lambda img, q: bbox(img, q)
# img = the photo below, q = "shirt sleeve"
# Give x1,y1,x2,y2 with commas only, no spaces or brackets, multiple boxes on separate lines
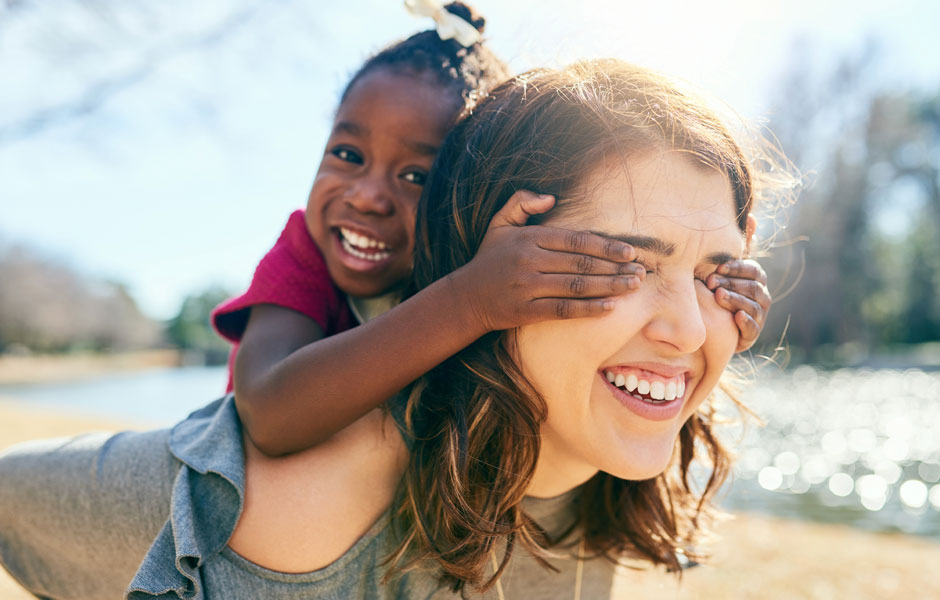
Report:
211,210,350,343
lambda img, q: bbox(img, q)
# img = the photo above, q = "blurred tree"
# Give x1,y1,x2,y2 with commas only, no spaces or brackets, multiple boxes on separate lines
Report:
0,0,268,144
0,245,161,352
164,286,233,365
762,40,940,362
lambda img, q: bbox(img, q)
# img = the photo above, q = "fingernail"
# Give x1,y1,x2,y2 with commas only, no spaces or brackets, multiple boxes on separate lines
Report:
715,287,728,301
623,245,635,260
539,194,554,201
626,276,640,290
717,263,731,274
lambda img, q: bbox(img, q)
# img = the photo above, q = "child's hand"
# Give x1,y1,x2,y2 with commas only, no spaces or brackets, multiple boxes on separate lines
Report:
706,259,771,352
452,190,645,332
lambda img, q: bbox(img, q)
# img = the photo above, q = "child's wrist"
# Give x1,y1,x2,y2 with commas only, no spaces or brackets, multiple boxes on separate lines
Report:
442,268,490,337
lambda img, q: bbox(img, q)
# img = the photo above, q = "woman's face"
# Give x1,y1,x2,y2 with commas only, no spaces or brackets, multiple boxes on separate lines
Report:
516,151,748,492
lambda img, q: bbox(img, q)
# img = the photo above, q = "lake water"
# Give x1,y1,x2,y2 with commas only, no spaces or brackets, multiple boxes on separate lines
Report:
1,365,938,540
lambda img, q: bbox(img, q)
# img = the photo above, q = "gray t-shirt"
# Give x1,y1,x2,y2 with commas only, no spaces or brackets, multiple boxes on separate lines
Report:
0,396,615,599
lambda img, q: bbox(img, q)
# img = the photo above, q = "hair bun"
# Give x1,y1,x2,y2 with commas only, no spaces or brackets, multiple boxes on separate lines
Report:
444,1,486,34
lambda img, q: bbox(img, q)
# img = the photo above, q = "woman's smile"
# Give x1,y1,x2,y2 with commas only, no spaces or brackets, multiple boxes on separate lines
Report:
599,363,691,421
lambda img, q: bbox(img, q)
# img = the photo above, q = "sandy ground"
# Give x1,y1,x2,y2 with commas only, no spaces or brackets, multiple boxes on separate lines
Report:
0,400,938,599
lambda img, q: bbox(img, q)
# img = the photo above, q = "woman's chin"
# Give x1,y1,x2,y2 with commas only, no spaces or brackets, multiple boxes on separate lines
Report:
601,438,677,481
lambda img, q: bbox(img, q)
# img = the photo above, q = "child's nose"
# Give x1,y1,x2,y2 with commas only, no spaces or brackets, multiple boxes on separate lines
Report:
644,281,707,354
345,176,394,216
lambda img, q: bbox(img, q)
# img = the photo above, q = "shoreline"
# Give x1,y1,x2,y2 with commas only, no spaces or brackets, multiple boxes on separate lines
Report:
1,402,938,598
0,349,182,386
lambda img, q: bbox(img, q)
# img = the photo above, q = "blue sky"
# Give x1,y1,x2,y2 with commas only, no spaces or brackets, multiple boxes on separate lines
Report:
2,0,938,320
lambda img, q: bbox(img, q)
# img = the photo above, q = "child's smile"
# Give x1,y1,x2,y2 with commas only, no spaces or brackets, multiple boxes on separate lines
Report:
332,225,393,270
306,69,457,298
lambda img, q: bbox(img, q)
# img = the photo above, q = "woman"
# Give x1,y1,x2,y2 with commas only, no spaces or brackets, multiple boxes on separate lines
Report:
0,59,789,599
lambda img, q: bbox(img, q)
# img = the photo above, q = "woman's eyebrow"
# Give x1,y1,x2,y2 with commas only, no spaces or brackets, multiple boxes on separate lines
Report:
587,231,736,264
706,251,736,265
586,231,675,256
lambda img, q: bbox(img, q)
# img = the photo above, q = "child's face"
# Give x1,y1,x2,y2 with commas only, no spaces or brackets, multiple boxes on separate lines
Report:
306,69,457,298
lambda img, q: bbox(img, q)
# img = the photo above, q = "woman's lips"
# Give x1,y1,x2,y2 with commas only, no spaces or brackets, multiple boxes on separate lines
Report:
602,368,686,400
599,366,690,421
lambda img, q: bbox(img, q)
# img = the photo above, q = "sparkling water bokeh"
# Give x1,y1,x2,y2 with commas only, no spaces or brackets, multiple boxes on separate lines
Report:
720,366,940,538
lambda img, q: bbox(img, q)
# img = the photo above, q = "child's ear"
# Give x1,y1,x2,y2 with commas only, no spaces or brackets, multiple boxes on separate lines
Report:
745,213,757,252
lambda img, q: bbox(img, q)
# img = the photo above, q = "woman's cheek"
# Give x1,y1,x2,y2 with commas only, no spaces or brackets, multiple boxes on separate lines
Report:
698,285,738,361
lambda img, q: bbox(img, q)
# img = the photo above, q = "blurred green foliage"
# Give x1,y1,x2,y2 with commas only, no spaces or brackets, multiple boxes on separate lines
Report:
164,286,233,365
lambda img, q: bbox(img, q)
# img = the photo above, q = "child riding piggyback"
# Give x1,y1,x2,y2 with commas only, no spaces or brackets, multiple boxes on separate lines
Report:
211,1,772,457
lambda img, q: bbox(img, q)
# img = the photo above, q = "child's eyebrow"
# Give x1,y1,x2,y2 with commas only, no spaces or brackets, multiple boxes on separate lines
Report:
402,138,440,156
333,121,437,156
334,121,364,136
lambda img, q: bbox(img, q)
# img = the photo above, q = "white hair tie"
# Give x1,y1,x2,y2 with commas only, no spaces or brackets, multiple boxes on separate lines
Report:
404,0,482,47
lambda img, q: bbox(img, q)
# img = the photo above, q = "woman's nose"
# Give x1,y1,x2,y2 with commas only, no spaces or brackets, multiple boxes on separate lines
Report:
644,281,708,354
344,176,395,216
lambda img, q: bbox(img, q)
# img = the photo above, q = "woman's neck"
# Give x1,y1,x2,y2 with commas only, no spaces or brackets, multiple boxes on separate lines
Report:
526,440,599,498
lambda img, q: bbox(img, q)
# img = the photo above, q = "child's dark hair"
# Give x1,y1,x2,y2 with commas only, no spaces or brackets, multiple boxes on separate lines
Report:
341,2,509,108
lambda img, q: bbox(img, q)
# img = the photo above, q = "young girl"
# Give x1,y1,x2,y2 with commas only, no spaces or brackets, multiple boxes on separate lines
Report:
213,2,772,456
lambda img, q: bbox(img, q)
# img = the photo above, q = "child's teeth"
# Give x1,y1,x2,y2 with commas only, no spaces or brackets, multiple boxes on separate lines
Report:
625,374,638,392
637,379,651,395
650,381,665,400
605,370,615,383
340,227,390,251
665,381,677,401
341,237,391,261
614,373,625,388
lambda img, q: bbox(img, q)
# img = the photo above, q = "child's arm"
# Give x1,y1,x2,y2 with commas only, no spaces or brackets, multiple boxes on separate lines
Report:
235,192,645,456
706,259,772,352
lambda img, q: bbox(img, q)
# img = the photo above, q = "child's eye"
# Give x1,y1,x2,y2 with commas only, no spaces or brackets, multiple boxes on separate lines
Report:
401,170,428,186
330,147,363,164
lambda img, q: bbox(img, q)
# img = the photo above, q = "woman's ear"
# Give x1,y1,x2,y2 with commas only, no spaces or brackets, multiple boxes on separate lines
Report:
745,213,757,252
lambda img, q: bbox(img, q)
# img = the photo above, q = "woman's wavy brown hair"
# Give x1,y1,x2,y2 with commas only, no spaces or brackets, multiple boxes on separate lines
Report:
386,59,788,592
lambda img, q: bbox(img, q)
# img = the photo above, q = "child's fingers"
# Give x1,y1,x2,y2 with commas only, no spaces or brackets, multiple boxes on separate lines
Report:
534,226,636,262
538,273,641,298
489,190,556,228
528,298,618,320
715,287,764,324
734,310,761,351
533,248,646,277
716,259,767,285
707,274,771,312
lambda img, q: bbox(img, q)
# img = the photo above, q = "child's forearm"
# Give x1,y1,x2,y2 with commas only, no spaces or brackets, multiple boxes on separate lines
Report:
235,272,485,456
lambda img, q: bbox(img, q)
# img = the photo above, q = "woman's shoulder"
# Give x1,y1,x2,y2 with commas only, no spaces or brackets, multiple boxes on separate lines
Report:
228,408,408,573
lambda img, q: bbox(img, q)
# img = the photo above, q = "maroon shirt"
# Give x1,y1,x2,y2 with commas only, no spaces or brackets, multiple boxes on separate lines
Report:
211,210,356,391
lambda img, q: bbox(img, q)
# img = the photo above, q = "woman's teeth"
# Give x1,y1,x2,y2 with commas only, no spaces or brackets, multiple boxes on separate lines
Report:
339,227,391,261
604,370,685,402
